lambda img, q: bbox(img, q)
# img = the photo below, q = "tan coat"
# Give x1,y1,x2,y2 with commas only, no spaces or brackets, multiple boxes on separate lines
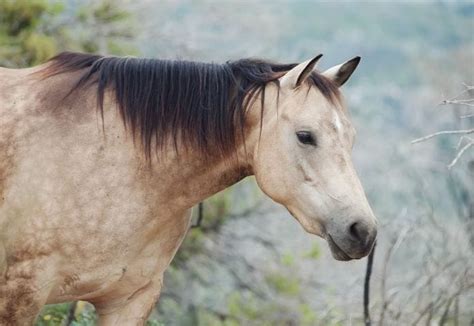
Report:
0,54,376,325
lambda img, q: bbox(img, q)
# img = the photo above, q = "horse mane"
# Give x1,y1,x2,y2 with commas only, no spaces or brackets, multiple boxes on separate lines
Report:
42,51,340,159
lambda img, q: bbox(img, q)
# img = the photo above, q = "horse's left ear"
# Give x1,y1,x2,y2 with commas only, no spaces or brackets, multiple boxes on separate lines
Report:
280,54,323,89
322,56,361,87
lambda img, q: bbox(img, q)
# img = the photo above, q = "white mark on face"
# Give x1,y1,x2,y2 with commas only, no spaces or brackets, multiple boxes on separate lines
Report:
332,110,343,134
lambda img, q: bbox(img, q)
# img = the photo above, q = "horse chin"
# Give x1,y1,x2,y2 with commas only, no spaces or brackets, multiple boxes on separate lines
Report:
288,210,358,261
326,234,353,261
286,207,325,238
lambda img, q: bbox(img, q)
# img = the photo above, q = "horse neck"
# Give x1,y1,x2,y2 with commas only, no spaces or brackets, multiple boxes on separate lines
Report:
155,147,252,210
155,88,271,209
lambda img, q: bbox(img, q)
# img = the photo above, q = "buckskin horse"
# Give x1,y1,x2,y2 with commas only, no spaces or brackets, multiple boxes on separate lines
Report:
0,52,377,325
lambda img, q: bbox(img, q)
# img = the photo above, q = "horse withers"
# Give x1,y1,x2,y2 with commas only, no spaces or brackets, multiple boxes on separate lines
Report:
0,52,376,325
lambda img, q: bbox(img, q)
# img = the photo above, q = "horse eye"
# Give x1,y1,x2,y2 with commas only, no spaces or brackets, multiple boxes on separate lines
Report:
296,131,316,146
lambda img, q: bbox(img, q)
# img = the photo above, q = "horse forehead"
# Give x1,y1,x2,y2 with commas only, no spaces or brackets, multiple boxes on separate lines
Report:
307,99,347,125
284,89,350,130
332,109,344,132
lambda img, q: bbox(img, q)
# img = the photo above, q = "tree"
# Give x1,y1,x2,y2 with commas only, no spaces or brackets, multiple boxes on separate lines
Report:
0,0,135,68
0,0,64,67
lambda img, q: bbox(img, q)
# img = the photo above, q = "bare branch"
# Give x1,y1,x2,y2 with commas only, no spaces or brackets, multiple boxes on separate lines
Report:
461,83,474,90
439,84,474,106
411,129,474,144
447,141,474,169
441,100,474,107
363,243,376,326
379,226,410,325
66,301,77,325
455,136,473,150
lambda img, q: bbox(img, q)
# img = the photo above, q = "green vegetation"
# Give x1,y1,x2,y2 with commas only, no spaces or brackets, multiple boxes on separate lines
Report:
265,272,300,297
280,252,295,266
299,304,317,326
0,0,64,66
36,302,97,326
303,242,321,260
227,292,259,321
173,190,232,265
0,0,134,68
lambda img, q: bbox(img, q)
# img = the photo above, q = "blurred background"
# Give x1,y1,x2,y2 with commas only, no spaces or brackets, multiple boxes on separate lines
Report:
1,0,473,325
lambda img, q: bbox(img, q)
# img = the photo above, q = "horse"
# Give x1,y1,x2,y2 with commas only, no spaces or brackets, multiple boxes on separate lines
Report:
0,51,377,325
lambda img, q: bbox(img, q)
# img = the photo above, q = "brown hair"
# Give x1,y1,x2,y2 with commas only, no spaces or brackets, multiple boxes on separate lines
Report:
43,52,339,159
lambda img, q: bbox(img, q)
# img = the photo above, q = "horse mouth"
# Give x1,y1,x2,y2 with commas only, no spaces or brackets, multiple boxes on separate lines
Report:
326,234,352,261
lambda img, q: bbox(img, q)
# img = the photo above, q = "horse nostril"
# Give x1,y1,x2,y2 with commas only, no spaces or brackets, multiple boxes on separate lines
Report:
349,221,369,243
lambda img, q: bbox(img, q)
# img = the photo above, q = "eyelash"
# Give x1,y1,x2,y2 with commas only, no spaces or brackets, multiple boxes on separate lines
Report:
296,131,317,146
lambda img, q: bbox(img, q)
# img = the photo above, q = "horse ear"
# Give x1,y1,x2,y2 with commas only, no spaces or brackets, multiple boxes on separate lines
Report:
280,54,323,89
322,56,361,87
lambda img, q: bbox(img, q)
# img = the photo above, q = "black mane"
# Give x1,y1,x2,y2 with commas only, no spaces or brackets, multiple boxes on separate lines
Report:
43,52,340,159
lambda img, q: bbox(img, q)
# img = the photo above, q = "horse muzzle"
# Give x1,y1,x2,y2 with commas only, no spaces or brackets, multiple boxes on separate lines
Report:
326,218,377,261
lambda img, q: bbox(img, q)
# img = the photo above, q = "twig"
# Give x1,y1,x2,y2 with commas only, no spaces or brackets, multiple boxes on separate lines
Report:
410,282,473,326
441,100,474,108
379,226,410,325
65,301,77,325
453,98,474,102
191,202,204,228
439,84,474,106
455,136,473,150
411,129,474,144
461,83,474,90
364,242,376,326
447,141,473,169
439,296,454,326
454,296,459,326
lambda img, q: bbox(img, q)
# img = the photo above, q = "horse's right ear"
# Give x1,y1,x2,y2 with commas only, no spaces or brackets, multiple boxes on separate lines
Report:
280,54,323,89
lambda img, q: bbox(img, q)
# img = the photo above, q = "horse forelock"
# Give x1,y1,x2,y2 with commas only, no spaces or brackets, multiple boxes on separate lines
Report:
40,52,340,160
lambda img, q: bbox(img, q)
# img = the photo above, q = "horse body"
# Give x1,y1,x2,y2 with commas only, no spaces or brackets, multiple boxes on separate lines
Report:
0,66,244,325
0,53,376,325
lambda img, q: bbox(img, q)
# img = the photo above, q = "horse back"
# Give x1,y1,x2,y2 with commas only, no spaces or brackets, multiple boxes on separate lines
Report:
0,67,28,201
0,65,99,240
0,66,50,198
